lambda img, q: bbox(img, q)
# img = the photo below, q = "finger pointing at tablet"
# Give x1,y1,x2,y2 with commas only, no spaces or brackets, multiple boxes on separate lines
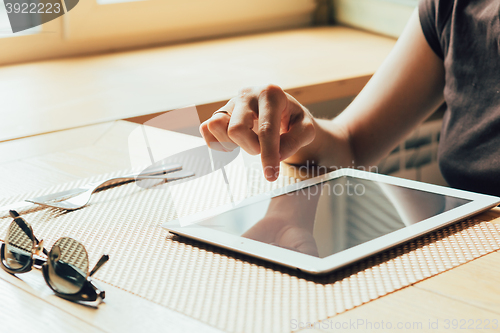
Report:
257,85,286,181
200,84,316,181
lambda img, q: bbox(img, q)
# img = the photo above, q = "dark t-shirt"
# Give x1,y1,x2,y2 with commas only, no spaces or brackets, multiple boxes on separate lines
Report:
419,0,500,197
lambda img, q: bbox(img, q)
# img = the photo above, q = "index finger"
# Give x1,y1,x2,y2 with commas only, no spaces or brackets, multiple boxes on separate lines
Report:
257,85,287,181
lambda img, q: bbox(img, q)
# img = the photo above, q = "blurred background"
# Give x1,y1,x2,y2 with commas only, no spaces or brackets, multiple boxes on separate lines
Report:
1,0,444,186
0,0,418,65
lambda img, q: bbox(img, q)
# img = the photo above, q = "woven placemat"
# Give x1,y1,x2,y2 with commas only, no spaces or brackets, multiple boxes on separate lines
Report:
1,165,500,333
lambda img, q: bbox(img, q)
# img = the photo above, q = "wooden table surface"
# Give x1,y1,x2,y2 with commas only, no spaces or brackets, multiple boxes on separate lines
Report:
1,26,500,333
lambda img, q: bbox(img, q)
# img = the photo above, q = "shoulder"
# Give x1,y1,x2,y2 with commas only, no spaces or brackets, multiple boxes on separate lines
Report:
418,0,455,59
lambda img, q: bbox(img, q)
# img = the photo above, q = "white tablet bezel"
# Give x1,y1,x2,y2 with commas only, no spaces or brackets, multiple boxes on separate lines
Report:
162,168,500,274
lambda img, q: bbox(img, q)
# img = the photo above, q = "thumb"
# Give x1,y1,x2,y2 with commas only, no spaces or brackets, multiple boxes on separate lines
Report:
279,119,315,161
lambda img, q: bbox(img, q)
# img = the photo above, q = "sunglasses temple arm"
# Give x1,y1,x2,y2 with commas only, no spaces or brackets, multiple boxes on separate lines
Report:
89,254,110,277
10,211,33,240
9,210,20,218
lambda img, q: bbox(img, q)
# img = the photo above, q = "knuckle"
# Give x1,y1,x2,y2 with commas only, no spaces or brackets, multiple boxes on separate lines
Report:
199,122,209,135
260,84,283,99
237,87,253,96
234,88,260,110
228,96,241,107
207,117,227,132
227,122,245,139
258,122,276,137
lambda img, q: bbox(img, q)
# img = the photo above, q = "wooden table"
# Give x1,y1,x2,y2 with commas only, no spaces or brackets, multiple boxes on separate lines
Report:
1,26,500,333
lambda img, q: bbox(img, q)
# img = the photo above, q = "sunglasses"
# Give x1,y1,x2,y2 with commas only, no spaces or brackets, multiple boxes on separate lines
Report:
1,210,109,303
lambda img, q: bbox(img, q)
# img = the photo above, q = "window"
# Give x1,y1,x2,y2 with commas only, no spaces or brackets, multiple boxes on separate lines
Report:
332,0,418,38
0,0,316,65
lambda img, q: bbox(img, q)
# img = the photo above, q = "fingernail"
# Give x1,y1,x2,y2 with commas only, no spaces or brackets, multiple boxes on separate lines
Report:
265,167,275,181
265,165,279,181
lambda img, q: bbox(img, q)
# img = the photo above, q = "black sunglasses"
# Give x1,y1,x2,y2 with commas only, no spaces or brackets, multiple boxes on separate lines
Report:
1,210,109,303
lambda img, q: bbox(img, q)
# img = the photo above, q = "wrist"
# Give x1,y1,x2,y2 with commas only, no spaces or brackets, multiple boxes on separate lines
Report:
294,118,355,170
282,117,324,166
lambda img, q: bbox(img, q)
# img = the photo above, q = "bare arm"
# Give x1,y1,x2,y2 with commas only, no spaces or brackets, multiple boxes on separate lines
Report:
294,9,445,168
200,9,445,180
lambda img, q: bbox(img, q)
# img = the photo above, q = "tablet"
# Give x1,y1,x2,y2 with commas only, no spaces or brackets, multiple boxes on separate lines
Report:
162,169,500,274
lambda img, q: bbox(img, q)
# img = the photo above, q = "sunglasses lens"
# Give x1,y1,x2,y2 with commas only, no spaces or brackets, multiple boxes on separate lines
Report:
47,237,89,295
3,219,35,270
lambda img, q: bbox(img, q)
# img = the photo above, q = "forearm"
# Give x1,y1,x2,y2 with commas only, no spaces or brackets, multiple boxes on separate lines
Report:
335,9,445,167
286,9,445,170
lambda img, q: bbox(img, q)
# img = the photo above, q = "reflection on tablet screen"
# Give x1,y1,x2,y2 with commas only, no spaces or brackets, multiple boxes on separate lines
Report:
197,176,470,258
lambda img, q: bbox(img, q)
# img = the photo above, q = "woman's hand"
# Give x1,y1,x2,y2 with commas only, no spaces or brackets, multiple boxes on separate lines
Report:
199,84,316,181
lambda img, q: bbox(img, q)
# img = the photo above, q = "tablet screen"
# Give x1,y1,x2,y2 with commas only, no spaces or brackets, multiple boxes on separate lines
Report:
197,176,470,258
